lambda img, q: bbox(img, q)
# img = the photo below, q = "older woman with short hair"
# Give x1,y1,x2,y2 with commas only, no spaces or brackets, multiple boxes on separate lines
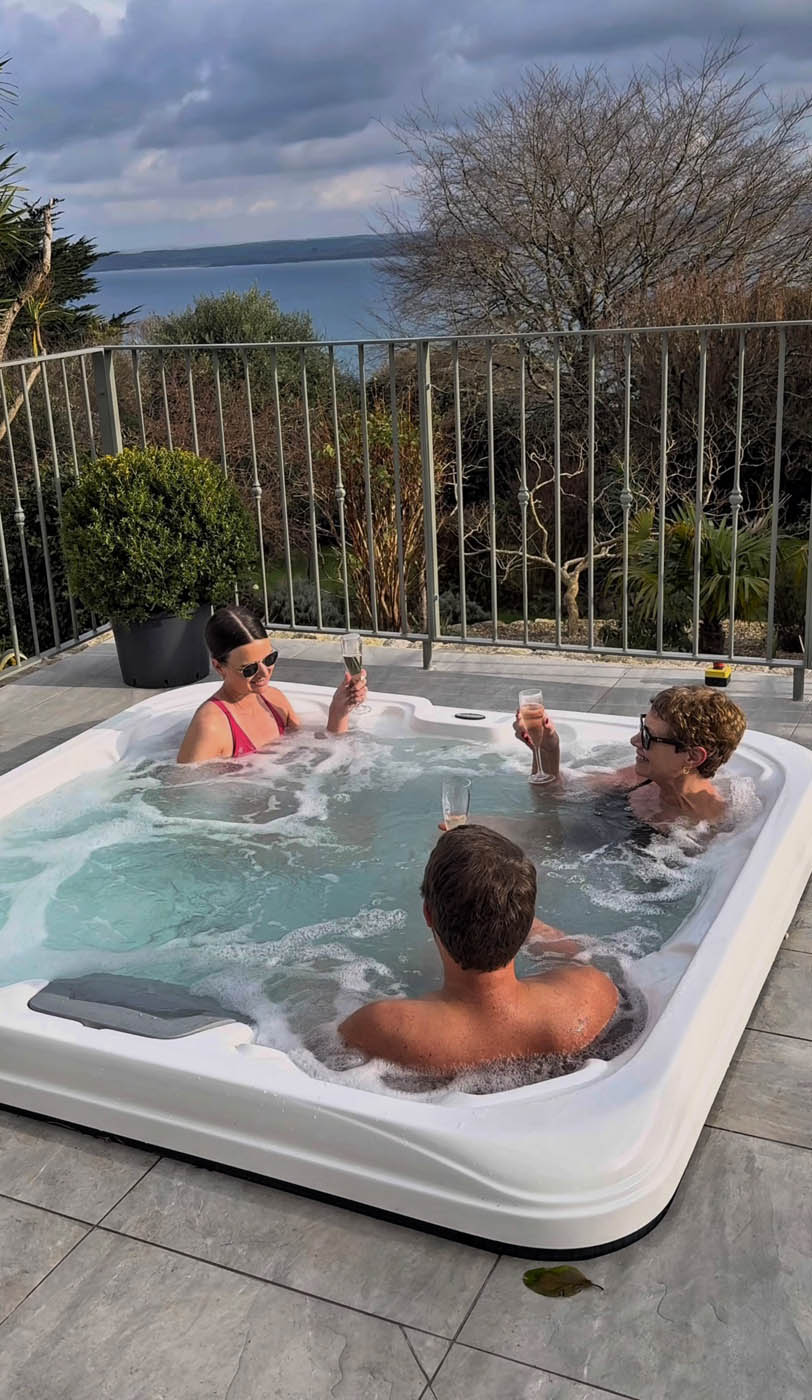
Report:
515,685,747,827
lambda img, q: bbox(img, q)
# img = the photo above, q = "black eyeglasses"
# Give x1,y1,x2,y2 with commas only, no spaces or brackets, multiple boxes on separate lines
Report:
233,650,278,679
639,715,683,752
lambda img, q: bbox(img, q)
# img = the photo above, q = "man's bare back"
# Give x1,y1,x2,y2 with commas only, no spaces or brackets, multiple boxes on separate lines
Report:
339,825,619,1074
341,962,617,1072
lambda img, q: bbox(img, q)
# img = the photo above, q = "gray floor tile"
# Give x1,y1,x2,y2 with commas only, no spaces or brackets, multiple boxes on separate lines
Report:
104,1156,495,1334
0,1197,87,1323
708,1029,812,1148
403,1329,451,1381
0,1229,425,1400
0,1110,158,1223
459,1130,812,1400
748,950,812,1040
432,1347,626,1399
736,703,808,729
787,895,812,952
787,925,812,952
790,722,812,749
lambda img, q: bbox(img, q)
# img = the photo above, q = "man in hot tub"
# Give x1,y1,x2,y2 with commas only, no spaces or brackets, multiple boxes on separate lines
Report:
339,825,617,1072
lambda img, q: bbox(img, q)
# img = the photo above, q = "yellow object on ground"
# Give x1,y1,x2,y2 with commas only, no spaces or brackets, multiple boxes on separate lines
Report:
704,661,732,687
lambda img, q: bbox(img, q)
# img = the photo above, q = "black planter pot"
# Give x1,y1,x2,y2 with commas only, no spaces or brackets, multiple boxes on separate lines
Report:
112,606,211,688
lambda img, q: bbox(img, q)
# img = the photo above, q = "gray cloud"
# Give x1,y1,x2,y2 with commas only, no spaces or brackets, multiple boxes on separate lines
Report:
2,0,811,247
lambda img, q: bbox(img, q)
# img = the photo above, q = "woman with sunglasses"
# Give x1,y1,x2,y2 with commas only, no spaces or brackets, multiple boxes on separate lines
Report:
514,686,747,827
177,605,367,763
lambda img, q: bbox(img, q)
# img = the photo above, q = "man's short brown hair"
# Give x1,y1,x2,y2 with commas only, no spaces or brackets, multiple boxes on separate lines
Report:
650,686,746,777
420,825,537,972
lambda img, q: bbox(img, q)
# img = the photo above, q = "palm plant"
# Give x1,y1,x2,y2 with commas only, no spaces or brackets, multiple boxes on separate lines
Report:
616,502,804,653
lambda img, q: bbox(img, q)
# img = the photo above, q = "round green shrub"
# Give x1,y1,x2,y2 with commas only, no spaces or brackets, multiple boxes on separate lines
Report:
62,447,258,625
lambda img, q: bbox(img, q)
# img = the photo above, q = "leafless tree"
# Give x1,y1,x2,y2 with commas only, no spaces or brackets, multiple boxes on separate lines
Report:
382,41,812,334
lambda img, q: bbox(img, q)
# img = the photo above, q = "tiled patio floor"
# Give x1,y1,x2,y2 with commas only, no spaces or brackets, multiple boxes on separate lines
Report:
0,639,810,1399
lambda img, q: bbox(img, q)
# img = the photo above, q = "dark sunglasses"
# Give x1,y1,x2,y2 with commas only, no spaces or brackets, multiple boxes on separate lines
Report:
639,715,683,752
234,650,278,679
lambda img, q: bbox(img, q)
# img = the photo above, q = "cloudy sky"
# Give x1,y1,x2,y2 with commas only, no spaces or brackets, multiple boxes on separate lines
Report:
1,0,811,252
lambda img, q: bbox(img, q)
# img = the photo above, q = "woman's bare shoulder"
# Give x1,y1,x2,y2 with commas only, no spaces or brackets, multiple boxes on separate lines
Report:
176,697,230,762
267,685,300,727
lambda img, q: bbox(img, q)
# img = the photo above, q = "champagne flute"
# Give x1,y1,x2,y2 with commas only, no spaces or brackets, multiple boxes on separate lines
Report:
341,632,370,714
518,688,554,785
442,776,471,829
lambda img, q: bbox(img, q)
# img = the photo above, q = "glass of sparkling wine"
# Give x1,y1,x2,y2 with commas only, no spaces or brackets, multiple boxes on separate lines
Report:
442,776,471,829
341,632,370,713
518,688,554,784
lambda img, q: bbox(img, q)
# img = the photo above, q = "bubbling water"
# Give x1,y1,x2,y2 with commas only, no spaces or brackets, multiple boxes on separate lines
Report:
0,723,764,1098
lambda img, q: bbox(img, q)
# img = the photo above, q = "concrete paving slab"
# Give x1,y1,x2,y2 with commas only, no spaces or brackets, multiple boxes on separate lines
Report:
104,1156,495,1335
0,1229,426,1400
0,1110,157,1224
460,1130,812,1400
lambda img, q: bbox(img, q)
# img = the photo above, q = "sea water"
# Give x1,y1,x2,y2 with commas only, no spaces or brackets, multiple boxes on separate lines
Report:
0,727,761,1094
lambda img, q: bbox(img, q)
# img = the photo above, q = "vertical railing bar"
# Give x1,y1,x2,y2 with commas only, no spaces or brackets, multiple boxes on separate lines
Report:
728,331,746,661
486,340,498,640
0,497,20,663
160,352,173,449
21,365,60,646
270,347,296,628
621,334,632,655
300,347,323,631
60,359,96,630
766,328,786,662
655,333,669,655
40,361,79,640
1,370,39,653
79,354,96,456
243,352,269,623
519,339,529,646
60,360,80,481
691,332,708,658
553,337,562,647
388,344,409,634
357,344,378,634
185,353,199,456
210,351,235,602
131,349,147,449
804,440,812,678
451,340,467,641
212,353,228,476
587,337,596,650
329,347,352,630
417,340,441,655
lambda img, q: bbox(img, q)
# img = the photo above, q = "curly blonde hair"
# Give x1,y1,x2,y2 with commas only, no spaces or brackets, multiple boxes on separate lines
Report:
649,686,746,777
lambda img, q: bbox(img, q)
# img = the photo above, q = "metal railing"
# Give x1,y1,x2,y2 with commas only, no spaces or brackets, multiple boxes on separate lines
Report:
0,322,810,697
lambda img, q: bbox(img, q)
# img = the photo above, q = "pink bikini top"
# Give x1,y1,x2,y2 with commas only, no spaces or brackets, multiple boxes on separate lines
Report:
209,694,287,757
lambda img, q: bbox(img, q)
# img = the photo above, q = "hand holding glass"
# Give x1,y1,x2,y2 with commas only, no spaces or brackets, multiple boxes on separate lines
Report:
518,689,554,785
442,777,471,829
341,633,370,713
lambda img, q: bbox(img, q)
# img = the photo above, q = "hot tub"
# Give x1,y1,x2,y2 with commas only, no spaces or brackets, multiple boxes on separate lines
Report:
0,682,810,1255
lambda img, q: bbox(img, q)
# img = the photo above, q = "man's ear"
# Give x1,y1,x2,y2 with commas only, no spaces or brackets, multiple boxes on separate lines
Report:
688,745,708,772
423,899,433,930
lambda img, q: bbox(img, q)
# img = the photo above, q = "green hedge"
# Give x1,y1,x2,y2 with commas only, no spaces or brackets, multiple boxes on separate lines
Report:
62,447,257,625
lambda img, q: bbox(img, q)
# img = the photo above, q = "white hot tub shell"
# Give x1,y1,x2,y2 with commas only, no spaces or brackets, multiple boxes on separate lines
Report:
0,682,811,1255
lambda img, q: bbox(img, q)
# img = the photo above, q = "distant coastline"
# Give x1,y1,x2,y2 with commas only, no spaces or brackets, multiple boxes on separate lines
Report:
96,233,400,273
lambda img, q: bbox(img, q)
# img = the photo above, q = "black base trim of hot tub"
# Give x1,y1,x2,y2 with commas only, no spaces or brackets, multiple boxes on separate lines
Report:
1,1100,678,1259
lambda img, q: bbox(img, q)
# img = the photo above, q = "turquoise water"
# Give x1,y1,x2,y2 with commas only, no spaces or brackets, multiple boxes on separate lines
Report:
93,257,394,342
0,727,735,1061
